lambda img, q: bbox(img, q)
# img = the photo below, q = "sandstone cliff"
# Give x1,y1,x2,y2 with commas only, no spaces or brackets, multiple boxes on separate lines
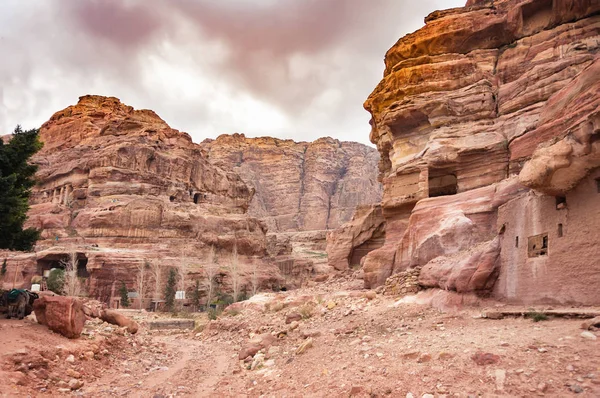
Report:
201,134,382,232
344,0,600,305
1,96,282,301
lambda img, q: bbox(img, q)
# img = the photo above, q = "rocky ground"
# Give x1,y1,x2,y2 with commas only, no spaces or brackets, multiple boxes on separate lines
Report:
2,277,600,397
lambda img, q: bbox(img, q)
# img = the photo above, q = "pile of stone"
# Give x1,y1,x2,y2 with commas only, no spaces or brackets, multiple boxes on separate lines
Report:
379,267,422,296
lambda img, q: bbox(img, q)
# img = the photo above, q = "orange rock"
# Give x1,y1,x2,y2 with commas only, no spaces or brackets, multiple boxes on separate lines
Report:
33,296,86,339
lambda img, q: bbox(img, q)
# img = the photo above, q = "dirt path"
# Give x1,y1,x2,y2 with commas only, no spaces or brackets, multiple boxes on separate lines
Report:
81,334,237,397
3,279,600,397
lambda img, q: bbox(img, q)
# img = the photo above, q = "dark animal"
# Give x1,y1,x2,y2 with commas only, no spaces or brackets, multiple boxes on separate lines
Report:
3,289,38,319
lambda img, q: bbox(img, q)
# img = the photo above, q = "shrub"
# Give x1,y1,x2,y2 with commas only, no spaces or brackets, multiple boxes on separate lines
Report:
164,268,177,312
526,311,549,322
299,303,314,319
119,281,130,308
47,268,65,294
207,308,218,320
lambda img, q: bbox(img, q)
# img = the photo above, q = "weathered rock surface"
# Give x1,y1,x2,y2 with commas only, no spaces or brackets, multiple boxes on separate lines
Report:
362,0,600,304
326,205,385,271
2,96,282,300
99,309,139,334
202,133,382,285
33,296,86,338
201,133,382,232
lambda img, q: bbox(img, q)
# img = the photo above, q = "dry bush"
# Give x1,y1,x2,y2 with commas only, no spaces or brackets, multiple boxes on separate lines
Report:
299,303,315,319
60,251,83,297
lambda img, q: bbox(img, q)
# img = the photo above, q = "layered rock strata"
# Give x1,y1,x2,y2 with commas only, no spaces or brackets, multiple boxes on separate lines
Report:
360,0,600,304
202,134,382,281
201,134,382,232
1,96,282,301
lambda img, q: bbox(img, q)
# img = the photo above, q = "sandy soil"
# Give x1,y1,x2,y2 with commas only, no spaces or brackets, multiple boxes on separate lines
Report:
2,278,600,397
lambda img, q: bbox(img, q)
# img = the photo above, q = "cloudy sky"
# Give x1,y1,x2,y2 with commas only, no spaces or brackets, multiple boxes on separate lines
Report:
0,0,463,146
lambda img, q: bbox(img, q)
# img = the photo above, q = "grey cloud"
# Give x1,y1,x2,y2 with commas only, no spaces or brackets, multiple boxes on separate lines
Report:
0,0,465,145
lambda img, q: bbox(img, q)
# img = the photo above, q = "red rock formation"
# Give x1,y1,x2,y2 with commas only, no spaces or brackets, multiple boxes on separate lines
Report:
33,296,86,339
201,134,381,232
1,96,282,300
363,0,600,304
326,205,385,271
202,133,382,284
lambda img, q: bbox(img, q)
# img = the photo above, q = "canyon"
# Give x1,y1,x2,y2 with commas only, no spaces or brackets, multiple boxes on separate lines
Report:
1,0,600,396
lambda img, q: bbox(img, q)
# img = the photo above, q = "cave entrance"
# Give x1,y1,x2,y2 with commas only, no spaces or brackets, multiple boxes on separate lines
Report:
37,254,67,277
428,171,458,198
193,192,207,204
36,253,89,277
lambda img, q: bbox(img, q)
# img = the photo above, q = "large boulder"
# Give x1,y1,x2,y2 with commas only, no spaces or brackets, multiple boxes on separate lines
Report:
33,296,86,339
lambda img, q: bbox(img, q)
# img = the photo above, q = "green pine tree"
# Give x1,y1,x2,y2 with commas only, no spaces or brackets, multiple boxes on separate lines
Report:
119,281,130,308
0,126,43,251
164,268,177,312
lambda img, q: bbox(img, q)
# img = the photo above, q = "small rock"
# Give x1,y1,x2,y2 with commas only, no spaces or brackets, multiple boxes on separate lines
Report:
537,382,548,392
65,355,75,363
495,369,506,391
326,301,336,310
288,321,299,331
363,291,377,300
421,394,434,398
471,352,500,366
406,394,415,398
68,378,84,390
66,369,81,379
581,317,600,330
250,353,265,371
285,313,302,324
581,331,597,340
438,352,454,360
569,384,584,393
417,353,432,363
296,338,314,355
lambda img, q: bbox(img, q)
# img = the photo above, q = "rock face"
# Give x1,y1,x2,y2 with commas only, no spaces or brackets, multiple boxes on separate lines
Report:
325,205,385,271
1,95,282,302
201,134,381,232
33,296,86,339
202,133,382,284
363,0,600,304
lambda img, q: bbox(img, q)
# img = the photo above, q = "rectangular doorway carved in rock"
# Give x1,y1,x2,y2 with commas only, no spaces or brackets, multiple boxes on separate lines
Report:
528,233,548,258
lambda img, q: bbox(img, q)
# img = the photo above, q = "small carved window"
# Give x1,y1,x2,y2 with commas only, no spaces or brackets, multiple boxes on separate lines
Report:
596,178,600,193
515,236,519,248
528,233,548,257
558,223,563,237
556,196,566,209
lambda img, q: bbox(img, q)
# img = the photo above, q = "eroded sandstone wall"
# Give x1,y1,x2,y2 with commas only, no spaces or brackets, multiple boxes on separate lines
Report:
201,134,382,232
0,96,282,300
362,0,600,304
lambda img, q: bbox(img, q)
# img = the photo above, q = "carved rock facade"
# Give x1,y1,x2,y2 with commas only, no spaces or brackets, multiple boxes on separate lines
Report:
1,96,282,302
362,0,600,304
